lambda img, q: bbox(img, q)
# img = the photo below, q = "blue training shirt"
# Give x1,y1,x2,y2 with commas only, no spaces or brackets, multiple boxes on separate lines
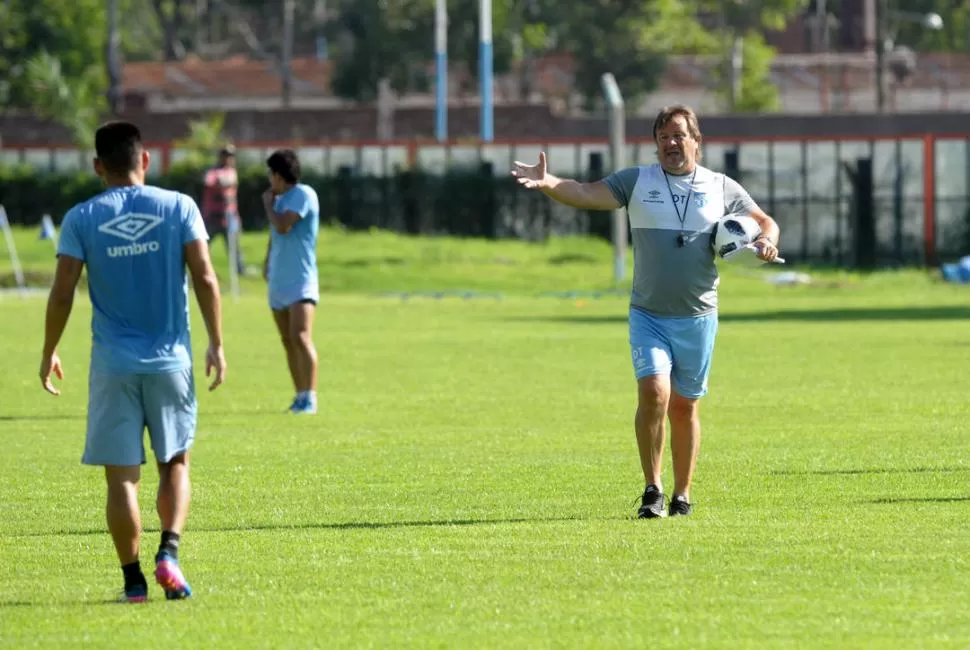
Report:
268,183,320,305
57,185,209,374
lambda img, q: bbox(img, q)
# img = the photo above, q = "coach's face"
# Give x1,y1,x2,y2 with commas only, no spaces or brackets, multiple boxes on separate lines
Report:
656,115,698,175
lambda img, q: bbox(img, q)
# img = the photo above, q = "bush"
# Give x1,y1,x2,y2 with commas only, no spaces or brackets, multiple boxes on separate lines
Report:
0,164,103,226
0,164,594,241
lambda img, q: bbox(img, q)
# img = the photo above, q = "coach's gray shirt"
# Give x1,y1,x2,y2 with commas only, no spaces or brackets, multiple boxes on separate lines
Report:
603,163,760,318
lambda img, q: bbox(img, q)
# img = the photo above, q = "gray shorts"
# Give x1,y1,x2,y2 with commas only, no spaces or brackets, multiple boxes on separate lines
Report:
83,368,197,466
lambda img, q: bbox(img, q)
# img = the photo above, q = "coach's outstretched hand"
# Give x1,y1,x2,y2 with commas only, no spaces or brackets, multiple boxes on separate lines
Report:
206,343,226,391
39,353,64,396
511,152,550,190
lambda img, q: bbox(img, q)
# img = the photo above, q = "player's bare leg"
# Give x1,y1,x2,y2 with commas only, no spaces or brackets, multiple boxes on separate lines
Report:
105,465,147,601
288,301,318,414
106,466,142,564
667,393,700,516
272,308,301,407
157,453,190,537
635,375,670,518
154,453,192,599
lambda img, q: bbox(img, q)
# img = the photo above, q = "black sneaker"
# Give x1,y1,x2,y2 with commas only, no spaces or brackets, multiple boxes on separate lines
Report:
668,495,693,517
637,485,666,519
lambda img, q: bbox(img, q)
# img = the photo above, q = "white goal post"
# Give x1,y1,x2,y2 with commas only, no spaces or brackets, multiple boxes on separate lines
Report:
227,214,241,302
0,205,27,296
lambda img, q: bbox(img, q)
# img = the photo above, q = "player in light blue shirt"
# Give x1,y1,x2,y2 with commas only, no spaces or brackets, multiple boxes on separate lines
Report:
39,121,226,602
261,149,320,414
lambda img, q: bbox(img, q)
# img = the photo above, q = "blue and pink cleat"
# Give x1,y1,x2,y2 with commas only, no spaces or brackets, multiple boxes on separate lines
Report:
154,553,193,600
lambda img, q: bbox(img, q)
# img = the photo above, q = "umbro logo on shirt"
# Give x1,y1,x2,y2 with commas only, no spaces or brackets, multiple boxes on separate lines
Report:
642,189,664,204
99,213,164,241
98,213,164,258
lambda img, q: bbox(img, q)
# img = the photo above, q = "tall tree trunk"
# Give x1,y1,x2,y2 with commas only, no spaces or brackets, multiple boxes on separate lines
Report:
194,0,208,53
153,0,186,61
106,0,123,114
281,0,295,107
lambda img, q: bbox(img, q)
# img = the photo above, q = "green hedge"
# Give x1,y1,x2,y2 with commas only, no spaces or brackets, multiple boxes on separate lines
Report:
0,163,607,240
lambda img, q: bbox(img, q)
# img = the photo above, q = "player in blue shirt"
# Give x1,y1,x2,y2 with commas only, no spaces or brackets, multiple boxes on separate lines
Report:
261,149,320,415
39,121,226,602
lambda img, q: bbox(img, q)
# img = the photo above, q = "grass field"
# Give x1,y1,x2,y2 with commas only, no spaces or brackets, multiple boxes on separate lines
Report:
1,228,969,648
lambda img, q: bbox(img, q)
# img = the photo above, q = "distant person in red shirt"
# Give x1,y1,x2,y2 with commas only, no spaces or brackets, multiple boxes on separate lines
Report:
202,145,245,275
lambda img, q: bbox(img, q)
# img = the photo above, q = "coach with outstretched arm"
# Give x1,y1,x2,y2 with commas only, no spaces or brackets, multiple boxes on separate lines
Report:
512,105,780,518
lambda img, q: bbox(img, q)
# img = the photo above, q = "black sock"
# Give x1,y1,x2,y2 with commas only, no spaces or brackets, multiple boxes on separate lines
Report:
122,561,146,589
158,531,181,561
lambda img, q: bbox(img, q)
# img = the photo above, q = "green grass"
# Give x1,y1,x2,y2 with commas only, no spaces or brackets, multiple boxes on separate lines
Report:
2,225,631,294
1,230,969,648
1,224,878,294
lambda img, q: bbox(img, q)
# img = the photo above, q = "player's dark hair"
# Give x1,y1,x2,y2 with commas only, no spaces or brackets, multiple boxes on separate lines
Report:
652,104,703,161
266,149,301,184
95,121,144,175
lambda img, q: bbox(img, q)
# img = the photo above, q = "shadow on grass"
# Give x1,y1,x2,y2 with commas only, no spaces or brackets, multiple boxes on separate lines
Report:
770,466,970,477
863,496,970,505
0,597,125,609
507,305,970,325
0,414,84,422
9,515,617,539
197,408,297,417
547,253,600,265
0,270,55,289
334,257,408,268
0,410,283,422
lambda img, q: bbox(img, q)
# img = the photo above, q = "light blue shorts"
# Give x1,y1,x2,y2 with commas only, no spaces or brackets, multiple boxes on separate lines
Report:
629,306,719,399
83,368,197,466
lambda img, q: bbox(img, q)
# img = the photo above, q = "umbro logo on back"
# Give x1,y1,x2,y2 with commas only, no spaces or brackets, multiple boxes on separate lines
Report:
99,213,164,258
99,213,164,242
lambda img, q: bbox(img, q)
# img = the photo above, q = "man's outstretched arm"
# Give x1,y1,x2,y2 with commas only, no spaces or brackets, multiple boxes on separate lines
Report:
511,152,628,211
539,177,623,211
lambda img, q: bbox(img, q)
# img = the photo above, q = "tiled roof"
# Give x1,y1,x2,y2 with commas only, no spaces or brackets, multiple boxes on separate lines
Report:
120,51,970,103
123,55,334,97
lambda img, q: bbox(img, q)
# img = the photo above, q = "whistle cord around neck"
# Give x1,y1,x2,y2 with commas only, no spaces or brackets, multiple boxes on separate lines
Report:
662,168,697,247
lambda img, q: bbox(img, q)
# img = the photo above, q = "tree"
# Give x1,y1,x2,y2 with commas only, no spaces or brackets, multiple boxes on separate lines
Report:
457,0,803,112
446,0,517,95
170,113,230,172
23,52,105,150
882,0,966,52
151,0,189,60
324,0,431,101
516,0,710,111
322,0,522,101
0,0,107,111
692,0,811,112
709,32,783,112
